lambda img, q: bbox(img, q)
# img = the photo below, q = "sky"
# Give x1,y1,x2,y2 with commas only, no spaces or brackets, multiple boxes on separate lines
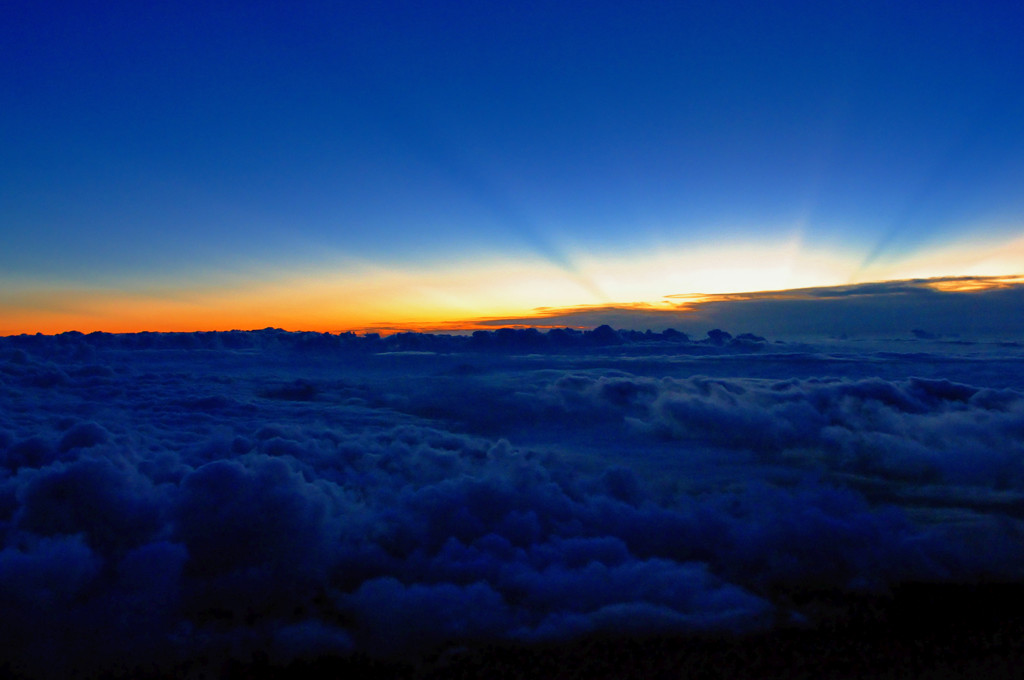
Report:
3,0,1024,334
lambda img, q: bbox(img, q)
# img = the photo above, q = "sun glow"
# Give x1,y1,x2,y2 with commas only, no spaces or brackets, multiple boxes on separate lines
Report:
571,233,858,301
0,257,603,335
3,224,1022,336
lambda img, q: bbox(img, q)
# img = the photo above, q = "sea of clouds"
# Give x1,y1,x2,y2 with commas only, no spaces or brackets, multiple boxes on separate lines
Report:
2,326,1023,676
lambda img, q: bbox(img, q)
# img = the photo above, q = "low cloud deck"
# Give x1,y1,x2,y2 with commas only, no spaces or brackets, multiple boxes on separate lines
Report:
1,328,1023,677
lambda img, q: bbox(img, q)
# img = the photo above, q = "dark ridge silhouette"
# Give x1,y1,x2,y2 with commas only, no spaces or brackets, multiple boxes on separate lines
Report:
1,325,768,357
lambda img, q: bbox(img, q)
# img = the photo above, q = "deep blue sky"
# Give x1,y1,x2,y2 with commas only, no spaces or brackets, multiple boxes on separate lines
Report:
3,0,1023,332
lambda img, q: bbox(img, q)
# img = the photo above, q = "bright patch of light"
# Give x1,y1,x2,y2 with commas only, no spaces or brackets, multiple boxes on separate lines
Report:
865,224,1024,283
572,232,857,302
3,222,1022,335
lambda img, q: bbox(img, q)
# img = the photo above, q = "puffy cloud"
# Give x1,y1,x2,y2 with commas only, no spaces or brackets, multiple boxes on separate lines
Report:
342,577,514,655
0,329,1023,675
15,457,164,555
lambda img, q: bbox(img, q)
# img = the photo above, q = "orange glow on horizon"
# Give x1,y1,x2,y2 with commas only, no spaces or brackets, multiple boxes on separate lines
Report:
3,222,1022,337
0,257,606,336
5,272,1024,337
923,275,1024,293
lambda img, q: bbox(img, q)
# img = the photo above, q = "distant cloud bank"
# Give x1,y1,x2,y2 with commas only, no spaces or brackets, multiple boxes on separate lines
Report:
454,276,1024,339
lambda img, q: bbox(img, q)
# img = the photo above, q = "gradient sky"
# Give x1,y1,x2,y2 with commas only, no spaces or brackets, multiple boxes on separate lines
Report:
3,0,1024,334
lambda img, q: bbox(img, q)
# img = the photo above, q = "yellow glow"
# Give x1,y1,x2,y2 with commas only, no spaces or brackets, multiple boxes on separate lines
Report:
923,275,1024,293
0,257,603,335
2,224,1022,336
570,232,860,301
852,224,1024,284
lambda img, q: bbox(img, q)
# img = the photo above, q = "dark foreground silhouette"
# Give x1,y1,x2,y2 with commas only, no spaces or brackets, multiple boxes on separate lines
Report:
141,584,1024,680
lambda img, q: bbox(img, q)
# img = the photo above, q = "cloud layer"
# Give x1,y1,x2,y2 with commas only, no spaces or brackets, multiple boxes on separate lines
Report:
1,328,1023,676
